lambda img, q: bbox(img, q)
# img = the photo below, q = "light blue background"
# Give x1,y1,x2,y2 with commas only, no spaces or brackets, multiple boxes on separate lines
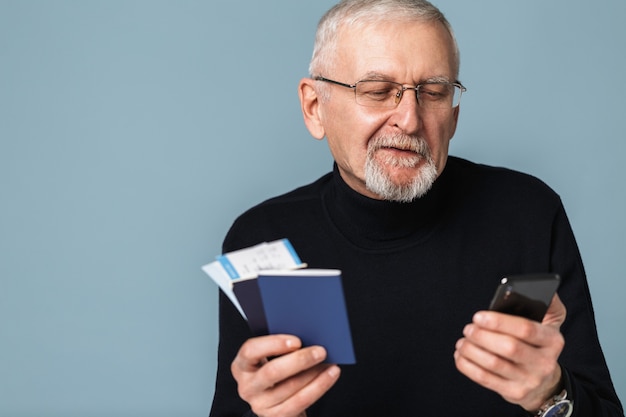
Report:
1,1,624,415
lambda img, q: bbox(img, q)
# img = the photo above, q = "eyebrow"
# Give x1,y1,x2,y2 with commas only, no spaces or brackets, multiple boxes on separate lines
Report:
359,71,390,81
358,72,453,84
422,75,452,84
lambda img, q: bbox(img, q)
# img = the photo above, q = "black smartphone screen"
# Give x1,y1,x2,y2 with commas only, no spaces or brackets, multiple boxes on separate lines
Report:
488,273,561,322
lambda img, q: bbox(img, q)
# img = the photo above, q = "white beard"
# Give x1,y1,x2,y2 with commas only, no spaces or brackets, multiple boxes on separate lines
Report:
364,133,438,202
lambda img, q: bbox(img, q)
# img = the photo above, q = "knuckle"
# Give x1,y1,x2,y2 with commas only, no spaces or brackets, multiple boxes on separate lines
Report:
236,383,250,401
499,339,520,357
553,333,565,352
248,400,269,417
260,361,282,382
238,340,256,359
518,322,538,340
527,374,543,390
296,346,325,368
231,354,253,380
484,352,502,370
487,314,501,328
236,377,257,403
454,355,467,372
471,364,490,386
455,343,467,358
230,360,240,377
506,385,530,403
538,358,559,379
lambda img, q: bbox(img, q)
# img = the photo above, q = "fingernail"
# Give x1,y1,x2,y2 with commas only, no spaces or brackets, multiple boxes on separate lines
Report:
285,337,301,349
463,324,474,336
311,346,326,361
328,365,340,378
474,312,485,324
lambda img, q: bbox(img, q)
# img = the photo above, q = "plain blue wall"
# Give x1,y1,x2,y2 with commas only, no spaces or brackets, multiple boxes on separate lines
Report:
1,1,624,415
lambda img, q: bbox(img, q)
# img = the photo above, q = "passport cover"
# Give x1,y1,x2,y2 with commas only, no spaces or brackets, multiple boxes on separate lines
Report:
233,269,356,364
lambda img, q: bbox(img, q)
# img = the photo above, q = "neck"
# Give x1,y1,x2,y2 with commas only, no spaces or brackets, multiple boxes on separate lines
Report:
323,164,449,249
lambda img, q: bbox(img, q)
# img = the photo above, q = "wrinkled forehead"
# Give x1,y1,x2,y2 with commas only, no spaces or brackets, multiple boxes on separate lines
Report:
332,19,458,78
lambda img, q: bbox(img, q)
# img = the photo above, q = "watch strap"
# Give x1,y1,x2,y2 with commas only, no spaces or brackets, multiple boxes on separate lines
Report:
532,366,574,417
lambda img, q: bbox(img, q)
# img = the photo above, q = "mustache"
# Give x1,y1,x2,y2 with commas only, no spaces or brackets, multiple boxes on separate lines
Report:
368,133,431,155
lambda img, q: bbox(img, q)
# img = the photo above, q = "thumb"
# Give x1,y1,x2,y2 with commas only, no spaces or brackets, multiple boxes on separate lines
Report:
542,293,566,329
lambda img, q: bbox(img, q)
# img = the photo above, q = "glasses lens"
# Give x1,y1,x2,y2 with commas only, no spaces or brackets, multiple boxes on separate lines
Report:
354,80,464,109
418,83,460,109
354,81,401,107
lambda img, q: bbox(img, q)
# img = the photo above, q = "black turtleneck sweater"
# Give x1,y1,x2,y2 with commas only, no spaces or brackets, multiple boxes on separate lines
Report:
209,156,623,417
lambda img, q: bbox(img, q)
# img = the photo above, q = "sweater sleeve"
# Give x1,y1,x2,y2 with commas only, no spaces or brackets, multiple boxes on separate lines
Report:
208,290,256,417
209,219,266,417
549,203,624,417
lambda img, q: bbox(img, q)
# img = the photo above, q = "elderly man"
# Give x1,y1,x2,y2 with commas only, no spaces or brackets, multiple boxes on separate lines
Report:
209,1,624,416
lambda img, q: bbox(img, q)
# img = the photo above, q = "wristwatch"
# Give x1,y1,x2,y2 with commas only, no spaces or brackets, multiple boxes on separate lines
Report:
534,389,573,417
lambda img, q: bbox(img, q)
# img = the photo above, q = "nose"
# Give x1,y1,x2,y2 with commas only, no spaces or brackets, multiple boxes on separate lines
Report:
390,87,421,134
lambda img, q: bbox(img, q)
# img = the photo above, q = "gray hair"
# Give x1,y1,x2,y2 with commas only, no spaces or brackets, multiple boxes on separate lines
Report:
309,0,460,79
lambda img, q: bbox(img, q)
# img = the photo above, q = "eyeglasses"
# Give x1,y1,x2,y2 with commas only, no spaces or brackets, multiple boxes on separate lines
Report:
314,76,466,109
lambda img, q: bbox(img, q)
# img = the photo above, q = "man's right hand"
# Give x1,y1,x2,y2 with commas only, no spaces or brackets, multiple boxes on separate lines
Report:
231,334,341,417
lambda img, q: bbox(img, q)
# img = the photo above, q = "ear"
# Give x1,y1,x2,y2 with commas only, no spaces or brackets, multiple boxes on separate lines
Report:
298,78,326,140
449,105,460,141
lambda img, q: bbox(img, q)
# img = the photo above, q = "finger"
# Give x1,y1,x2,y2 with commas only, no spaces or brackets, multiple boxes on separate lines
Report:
256,363,341,414
256,345,328,390
270,364,341,416
233,335,302,373
455,335,563,409
454,339,510,393
471,311,551,348
462,322,534,364
455,337,540,405
455,336,517,379
235,344,332,410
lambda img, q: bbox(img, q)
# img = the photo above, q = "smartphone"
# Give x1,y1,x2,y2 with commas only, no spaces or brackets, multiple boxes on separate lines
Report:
488,273,561,322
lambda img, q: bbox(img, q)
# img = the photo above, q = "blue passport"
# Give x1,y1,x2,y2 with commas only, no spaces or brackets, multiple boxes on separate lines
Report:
233,269,356,364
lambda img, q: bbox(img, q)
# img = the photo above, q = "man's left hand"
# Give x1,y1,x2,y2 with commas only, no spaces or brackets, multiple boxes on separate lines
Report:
454,294,567,412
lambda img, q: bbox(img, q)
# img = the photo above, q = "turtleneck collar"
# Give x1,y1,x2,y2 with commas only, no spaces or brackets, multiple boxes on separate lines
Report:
322,163,450,250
